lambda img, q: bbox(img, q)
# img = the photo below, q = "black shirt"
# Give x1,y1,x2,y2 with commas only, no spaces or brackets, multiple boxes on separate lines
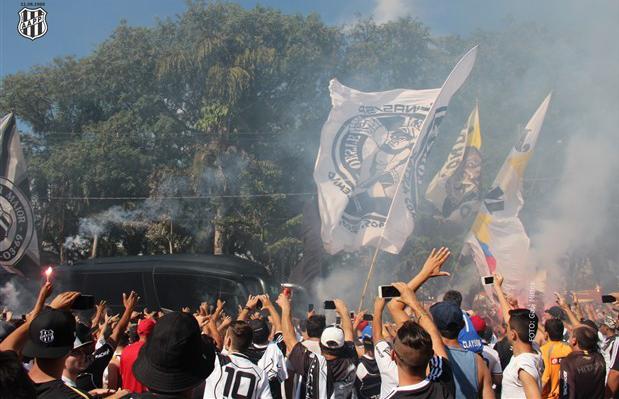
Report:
493,337,513,370
34,379,92,399
288,342,333,399
77,342,115,391
355,355,381,399
559,350,606,399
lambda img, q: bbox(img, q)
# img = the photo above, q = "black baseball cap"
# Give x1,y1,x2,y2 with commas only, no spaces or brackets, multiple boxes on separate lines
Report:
430,301,465,331
249,319,270,344
22,308,76,359
133,312,215,393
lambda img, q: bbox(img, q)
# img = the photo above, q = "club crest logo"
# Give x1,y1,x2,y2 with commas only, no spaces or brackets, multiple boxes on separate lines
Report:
0,178,34,267
18,7,48,41
329,111,427,232
40,329,54,344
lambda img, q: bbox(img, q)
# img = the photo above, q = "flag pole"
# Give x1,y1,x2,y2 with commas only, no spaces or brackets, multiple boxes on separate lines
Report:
355,46,479,312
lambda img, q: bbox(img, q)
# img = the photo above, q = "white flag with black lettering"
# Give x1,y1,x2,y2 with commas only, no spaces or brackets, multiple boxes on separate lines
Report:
314,47,478,254
0,113,40,275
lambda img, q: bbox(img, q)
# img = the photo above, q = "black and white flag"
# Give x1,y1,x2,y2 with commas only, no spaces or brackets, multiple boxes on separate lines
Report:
313,47,478,254
0,113,40,275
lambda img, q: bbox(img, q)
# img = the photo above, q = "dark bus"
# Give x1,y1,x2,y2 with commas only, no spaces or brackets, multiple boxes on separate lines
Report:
53,254,281,314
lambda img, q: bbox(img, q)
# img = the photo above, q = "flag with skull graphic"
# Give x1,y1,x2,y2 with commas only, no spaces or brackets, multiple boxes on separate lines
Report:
314,47,477,254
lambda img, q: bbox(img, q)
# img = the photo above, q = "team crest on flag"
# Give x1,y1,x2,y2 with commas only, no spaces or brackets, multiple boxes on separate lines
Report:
17,7,48,41
0,177,35,267
314,47,478,255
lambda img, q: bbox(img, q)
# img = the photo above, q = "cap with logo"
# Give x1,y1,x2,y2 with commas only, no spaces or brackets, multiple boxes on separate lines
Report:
22,308,76,359
133,312,215,393
320,326,345,349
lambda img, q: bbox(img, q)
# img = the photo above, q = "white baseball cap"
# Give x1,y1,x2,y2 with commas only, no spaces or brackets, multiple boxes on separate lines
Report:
320,326,345,349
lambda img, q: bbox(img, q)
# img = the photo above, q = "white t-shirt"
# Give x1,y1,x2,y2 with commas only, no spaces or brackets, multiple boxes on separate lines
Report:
374,340,398,399
501,352,543,399
204,352,272,399
482,345,502,375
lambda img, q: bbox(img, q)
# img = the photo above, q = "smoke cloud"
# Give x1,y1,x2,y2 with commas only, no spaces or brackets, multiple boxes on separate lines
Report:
373,0,414,23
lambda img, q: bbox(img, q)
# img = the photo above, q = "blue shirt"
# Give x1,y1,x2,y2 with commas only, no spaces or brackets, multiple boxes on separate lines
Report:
457,311,483,353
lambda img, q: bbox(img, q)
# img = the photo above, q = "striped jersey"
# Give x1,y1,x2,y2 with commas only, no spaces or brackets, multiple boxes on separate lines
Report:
203,352,272,399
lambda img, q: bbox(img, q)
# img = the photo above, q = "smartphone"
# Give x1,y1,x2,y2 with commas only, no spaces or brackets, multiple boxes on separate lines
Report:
324,300,336,310
363,314,374,321
481,276,494,285
602,295,616,303
378,285,400,298
349,311,355,319
71,294,95,310
308,304,314,312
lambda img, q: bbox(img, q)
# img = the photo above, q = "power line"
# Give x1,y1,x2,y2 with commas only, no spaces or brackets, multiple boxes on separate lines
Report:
49,192,315,200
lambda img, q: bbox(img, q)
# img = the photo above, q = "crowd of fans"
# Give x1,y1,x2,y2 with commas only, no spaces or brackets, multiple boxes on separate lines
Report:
0,247,617,398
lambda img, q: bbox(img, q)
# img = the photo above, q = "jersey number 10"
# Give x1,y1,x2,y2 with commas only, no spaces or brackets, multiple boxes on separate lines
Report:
223,366,257,398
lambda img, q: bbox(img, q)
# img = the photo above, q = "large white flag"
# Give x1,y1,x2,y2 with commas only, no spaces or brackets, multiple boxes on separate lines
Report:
314,47,478,254
0,113,40,275
463,94,551,295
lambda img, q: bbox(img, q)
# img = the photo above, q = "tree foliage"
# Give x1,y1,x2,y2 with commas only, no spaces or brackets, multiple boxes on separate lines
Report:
1,2,615,289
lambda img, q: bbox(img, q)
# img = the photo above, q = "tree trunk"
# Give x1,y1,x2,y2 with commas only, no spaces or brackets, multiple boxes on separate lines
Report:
213,205,224,255
90,235,98,258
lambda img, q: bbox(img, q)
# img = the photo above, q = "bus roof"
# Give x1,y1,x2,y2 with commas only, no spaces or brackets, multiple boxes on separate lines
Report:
56,254,272,278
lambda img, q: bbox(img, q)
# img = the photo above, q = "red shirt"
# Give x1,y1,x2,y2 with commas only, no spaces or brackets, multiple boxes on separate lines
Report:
120,341,147,393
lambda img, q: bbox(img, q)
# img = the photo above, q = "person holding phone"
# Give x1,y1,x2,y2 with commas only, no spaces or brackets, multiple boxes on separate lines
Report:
277,294,358,399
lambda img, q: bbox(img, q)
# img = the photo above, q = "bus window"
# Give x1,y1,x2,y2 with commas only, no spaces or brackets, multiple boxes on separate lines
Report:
153,273,245,312
72,272,146,310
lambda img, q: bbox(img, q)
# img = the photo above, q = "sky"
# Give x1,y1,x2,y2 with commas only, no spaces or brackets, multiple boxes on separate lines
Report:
0,0,591,78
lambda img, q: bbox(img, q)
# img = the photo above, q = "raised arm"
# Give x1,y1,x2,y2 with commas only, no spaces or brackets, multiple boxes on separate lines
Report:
109,291,139,347
238,295,260,321
334,299,354,342
373,297,386,345
390,247,451,314
493,273,512,325
260,295,282,333
393,282,447,359
0,282,56,354
554,292,582,328
91,300,106,328
276,293,298,355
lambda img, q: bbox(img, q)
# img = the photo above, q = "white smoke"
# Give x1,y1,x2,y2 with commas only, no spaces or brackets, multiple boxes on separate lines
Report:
373,0,414,23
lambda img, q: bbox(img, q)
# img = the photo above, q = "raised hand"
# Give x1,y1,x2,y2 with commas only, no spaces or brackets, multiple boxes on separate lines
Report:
122,291,139,310
49,291,80,310
493,272,504,288
95,300,107,314
420,247,451,278
276,293,290,311
181,306,191,314
393,282,417,307
353,310,366,329
216,299,226,311
333,299,349,315
245,295,261,310
554,292,567,308
374,297,386,313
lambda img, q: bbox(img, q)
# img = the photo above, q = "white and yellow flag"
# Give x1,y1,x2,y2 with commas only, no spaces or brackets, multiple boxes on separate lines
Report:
462,94,551,295
314,47,478,254
426,105,482,224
